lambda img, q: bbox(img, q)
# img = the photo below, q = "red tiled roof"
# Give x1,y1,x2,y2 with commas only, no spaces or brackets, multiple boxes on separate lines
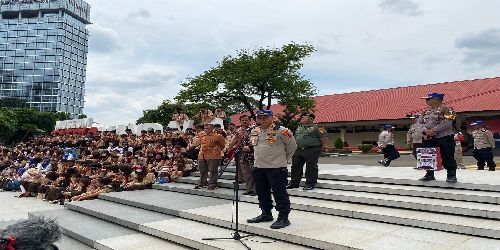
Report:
230,77,500,125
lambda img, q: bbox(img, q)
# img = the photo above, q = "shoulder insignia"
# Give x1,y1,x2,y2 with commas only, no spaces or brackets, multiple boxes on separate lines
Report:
318,128,326,134
486,131,493,136
273,125,281,131
282,129,293,138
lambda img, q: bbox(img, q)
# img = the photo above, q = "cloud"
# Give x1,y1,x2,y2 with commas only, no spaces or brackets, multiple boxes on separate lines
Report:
126,8,152,19
455,28,500,67
87,25,122,54
378,0,424,16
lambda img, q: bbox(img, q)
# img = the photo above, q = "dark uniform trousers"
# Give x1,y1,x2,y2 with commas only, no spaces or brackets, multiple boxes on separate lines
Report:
423,135,457,176
382,145,400,164
290,146,321,187
473,147,496,168
252,167,291,215
412,143,423,160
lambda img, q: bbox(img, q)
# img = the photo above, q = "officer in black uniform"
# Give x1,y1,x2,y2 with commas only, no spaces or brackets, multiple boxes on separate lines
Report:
246,110,297,229
417,93,458,183
286,113,328,190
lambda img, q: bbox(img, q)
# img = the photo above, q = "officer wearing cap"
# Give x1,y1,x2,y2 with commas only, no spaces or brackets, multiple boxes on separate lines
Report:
286,113,328,190
247,110,297,229
378,125,400,166
417,93,458,183
471,121,496,171
407,114,423,160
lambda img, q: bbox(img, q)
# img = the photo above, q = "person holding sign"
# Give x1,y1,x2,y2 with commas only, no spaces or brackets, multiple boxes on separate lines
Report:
417,93,458,183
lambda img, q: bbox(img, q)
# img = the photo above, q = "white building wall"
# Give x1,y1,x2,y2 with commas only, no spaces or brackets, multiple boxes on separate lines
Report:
326,131,408,148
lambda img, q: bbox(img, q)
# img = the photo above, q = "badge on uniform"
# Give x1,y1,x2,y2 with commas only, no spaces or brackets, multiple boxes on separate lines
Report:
318,128,325,134
308,127,314,131
267,136,275,144
282,129,292,138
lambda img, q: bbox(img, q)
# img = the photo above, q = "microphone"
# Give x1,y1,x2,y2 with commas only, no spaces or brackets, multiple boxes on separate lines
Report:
0,216,61,250
246,124,261,131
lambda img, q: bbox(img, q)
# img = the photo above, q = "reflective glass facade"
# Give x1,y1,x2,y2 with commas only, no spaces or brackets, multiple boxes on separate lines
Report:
0,0,91,118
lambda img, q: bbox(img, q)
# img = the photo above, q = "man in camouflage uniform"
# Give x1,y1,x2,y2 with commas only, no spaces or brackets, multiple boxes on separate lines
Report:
247,110,297,229
287,113,328,190
471,121,496,171
407,114,423,160
417,93,458,183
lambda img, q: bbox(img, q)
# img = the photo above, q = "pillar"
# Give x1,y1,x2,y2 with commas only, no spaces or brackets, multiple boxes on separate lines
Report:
19,12,22,19
340,128,346,142
59,10,63,17
38,11,42,18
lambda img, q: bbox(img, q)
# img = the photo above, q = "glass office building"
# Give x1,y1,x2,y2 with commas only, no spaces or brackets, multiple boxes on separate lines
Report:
0,0,91,118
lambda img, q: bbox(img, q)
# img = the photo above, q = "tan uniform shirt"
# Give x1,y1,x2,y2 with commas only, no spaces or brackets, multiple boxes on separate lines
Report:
251,125,297,168
198,133,226,160
407,123,423,143
417,105,456,138
214,110,226,119
378,131,394,148
472,129,495,149
172,113,189,125
193,111,214,125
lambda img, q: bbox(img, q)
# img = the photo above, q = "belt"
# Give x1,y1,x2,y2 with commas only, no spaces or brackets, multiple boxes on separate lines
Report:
299,146,321,150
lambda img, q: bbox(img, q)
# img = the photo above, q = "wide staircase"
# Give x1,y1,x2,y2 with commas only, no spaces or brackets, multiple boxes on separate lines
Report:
32,165,500,249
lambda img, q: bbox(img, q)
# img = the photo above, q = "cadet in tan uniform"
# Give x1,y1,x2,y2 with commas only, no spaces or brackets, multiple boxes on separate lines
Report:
247,110,297,229
417,93,458,183
471,121,496,171
407,114,423,160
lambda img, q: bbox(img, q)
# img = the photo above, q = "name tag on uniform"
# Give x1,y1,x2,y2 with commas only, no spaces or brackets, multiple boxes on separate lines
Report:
251,136,258,146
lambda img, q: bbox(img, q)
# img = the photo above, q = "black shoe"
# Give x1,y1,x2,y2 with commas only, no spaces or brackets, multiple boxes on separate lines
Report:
242,191,253,195
419,175,436,181
249,192,257,196
489,164,496,171
285,184,299,189
247,213,273,223
270,214,291,229
302,186,315,190
477,166,485,170
446,176,457,183
378,159,390,167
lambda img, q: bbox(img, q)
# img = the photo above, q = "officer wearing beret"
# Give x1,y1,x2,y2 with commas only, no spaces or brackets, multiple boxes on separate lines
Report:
247,110,297,229
417,93,458,183
286,113,328,190
471,121,496,171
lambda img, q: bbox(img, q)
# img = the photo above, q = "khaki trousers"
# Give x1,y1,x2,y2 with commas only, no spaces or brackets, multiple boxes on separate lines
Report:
198,159,220,186
455,145,465,168
237,155,255,192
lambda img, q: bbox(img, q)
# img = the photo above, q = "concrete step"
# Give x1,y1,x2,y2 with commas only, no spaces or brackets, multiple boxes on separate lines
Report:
222,166,500,192
155,181,500,239
98,190,500,249
65,199,306,250
29,209,188,250
177,176,500,220
192,171,500,204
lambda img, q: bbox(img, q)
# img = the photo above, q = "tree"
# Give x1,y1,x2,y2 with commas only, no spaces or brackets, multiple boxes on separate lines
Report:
175,43,317,121
136,100,205,126
0,98,29,108
78,114,88,119
334,137,344,149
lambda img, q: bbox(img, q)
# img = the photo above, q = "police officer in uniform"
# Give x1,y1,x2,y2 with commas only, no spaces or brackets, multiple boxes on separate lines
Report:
378,125,400,166
407,114,423,160
417,93,458,183
247,110,297,229
471,121,496,171
286,113,328,190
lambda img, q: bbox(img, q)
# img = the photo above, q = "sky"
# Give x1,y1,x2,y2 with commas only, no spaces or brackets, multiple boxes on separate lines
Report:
82,0,500,126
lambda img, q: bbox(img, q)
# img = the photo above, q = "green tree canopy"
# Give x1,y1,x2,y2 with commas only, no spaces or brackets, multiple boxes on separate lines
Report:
78,114,88,119
0,97,29,108
175,43,317,121
0,107,71,145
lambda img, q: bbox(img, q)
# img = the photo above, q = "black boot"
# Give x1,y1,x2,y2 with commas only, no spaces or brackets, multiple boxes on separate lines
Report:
477,165,485,170
446,169,457,183
419,171,435,181
378,158,390,167
247,210,273,223
488,163,496,171
270,213,291,229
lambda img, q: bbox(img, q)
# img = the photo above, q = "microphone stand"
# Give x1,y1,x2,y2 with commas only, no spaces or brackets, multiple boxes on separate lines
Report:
202,127,254,250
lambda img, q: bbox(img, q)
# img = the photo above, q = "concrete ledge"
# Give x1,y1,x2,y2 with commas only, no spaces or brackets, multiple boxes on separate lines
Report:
154,182,500,239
